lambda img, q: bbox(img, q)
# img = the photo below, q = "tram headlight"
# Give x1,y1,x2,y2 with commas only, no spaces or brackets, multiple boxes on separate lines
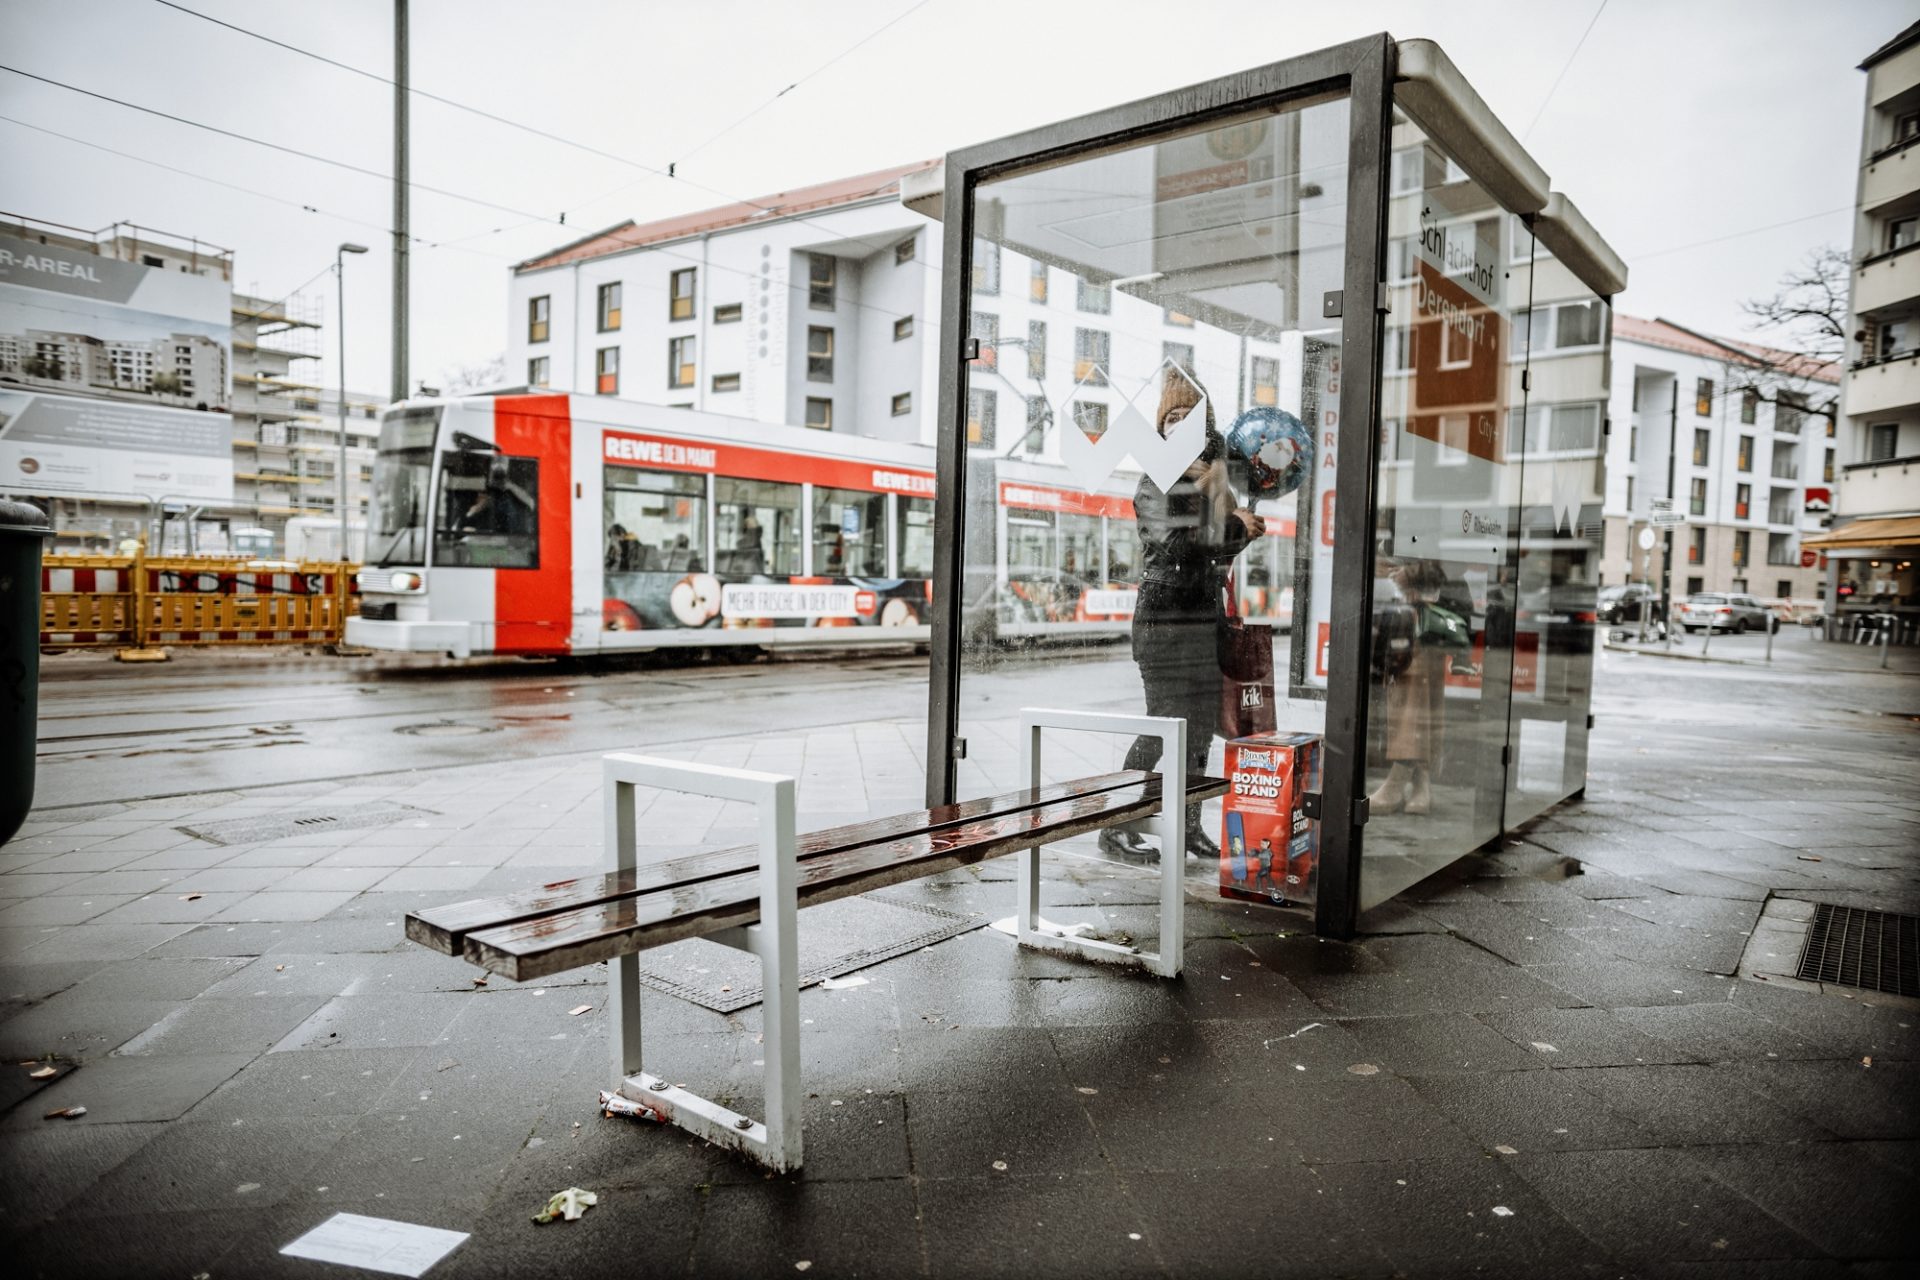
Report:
389,571,423,593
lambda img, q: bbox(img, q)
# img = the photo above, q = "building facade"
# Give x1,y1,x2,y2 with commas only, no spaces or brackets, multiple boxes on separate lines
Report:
1603,316,1837,606
1825,21,1920,606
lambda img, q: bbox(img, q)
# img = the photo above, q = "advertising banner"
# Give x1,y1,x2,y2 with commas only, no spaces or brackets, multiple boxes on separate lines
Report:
0,231,232,503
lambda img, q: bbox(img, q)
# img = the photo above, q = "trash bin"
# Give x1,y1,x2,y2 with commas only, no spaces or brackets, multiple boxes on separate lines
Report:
0,499,53,846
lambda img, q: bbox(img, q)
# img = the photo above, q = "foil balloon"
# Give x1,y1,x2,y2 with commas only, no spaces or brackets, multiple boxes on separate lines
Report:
1225,406,1311,498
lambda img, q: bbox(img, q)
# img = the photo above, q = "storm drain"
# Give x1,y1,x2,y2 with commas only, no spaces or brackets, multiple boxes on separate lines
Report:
176,802,435,847
1795,904,1919,997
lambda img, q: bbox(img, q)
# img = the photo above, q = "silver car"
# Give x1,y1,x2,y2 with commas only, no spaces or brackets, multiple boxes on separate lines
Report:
1676,591,1775,634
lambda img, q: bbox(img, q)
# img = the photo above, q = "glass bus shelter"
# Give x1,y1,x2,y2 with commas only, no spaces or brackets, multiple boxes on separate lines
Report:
918,34,1628,938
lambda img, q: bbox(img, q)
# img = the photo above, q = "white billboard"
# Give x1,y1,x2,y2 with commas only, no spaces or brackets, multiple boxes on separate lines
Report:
0,232,232,503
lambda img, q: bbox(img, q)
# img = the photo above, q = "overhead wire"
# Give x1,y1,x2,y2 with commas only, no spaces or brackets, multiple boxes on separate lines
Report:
1627,206,1853,263
1521,0,1608,142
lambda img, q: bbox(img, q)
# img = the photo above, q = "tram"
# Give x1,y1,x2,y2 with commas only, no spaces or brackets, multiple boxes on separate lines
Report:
345,393,1294,659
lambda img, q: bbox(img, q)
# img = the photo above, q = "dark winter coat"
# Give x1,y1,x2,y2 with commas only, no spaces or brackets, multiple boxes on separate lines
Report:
1130,458,1254,672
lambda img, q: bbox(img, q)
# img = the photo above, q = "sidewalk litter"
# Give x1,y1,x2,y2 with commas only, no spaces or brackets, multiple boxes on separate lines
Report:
280,1212,469,1277
533,1187,598,1223
599,1089,665,1122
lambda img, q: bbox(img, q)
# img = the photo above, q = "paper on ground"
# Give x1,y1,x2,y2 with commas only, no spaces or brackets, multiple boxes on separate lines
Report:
280,1213,469,1278
819,974,871,990
989,916,1095,938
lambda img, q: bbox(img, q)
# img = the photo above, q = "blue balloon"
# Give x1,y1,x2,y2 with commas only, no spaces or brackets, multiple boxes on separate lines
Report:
1225,406,1312,498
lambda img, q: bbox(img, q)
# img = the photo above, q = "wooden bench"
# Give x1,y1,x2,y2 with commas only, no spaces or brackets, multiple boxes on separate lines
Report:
405,708,1224,1172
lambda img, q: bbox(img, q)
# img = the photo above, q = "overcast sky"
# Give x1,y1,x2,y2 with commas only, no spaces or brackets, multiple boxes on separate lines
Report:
1,0,1907,398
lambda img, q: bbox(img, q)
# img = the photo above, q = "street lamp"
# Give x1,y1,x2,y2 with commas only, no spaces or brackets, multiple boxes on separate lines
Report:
335,243,369,559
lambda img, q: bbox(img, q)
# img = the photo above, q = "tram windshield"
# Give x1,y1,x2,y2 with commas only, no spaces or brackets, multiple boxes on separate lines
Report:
433,447,540,569
368,407,440,566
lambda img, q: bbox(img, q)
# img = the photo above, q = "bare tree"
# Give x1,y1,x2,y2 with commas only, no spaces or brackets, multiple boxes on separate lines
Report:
437,353,508,396
1721,246,1849,431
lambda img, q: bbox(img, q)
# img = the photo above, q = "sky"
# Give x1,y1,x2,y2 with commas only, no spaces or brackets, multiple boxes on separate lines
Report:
0,0,1907,399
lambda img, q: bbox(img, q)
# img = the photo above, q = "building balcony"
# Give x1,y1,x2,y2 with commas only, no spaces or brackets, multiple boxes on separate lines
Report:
1843,351,1920,418
1835,454,1920,518
1860,138,1920,214
1854,241,1920,315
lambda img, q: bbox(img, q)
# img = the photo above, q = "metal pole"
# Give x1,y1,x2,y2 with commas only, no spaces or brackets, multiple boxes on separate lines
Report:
1765,610,1775,663
1663,381,1678,650
337,251,349,557
391,0,410,404
1882,616,1891,670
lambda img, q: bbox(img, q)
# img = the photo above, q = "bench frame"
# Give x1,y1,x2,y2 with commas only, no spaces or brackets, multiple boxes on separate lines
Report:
598,708,1190,1173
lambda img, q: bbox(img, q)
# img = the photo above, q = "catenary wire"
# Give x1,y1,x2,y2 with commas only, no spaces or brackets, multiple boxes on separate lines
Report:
1521,0,1608,142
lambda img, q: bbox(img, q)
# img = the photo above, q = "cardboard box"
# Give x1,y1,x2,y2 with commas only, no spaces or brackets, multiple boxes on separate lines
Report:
1220,731,1323,907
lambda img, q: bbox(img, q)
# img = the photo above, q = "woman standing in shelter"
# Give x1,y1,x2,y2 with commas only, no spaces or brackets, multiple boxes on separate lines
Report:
1101,367,1264,863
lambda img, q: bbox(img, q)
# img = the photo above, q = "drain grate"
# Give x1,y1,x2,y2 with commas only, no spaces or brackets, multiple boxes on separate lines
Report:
1795,904,1919,997
176,802,435,847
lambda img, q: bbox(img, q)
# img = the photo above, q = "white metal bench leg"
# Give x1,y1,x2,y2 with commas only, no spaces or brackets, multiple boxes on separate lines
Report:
1017,708,1187,978
599,752,803,1173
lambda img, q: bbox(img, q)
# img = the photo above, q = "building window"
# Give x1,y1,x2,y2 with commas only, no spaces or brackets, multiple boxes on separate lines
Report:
1693,428,1711,466
808,254,836,311
1776,392,1807,435
893,315,913,341
1629,425,1638,462
1029,260,1048,303
1891,216,1917,253
1553,299,1604,349
598,281,623,332
1027,321,1047,380
528,295,550,343
1022,396,1048,452
1735,482,1751,520
891,392,912,417
1072,401,1108,439
805,397,833,431
894,236,916,266
712,372,741,393
967,387,996,446
1694,377,1714,417
807,327,834,382
1686,574,1704,594
1740,388,1758,424
1073,328,1110,385
713,302,743,324
1690,476,1707,517
1777,577,1794,597
971,239,1000,296
668,336,695,389
1687,528,1704,565
1162,342,1195,375
669,269,696,321
1736,436,1752,472
596,346,619,395
1076,277,1111,314
1869,422,1900,460
528,356,550,388
1732,530,1749,568
970,311,999,369
1252,356,1280,407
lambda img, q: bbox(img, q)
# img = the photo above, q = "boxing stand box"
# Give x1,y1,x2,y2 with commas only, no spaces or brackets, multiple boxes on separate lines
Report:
1220,731,1323,908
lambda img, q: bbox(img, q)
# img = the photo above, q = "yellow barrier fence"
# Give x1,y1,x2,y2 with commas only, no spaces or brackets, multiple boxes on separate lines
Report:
41,544,358,657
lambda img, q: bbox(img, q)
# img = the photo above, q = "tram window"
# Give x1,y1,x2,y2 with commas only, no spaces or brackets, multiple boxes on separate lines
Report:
812,486,887,577
604,466,706,573
434,451,538,569
1005,507,1054,576
1059,513,1100,584
716,477,802,577
1105,519,1140,585
896,496,935,579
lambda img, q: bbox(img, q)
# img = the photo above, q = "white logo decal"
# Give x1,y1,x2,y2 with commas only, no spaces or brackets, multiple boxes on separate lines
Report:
1056,359,1210,494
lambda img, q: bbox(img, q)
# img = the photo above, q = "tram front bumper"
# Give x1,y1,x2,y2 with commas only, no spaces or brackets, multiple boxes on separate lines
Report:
346,616,475,658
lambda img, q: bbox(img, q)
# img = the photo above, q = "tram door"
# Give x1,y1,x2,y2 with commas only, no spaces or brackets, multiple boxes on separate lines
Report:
485,395,572,653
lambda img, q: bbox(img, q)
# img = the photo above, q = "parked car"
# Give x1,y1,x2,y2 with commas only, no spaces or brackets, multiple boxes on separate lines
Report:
1598,582,1663,625
1676,591,1777,634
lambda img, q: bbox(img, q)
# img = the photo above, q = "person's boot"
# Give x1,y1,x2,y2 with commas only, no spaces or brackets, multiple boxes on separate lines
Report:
1185,821,1219,861
1369,762,1412,814
1405,765,1432,815
1098,827,1156,864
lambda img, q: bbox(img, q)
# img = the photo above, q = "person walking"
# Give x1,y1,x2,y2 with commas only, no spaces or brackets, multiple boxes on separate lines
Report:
1101,367,1263,863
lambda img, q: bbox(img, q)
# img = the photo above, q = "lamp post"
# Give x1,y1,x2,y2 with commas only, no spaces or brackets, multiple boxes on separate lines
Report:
335,243,369,559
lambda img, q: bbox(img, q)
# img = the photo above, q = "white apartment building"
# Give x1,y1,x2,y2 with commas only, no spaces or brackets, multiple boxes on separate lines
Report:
1604,315,1838,604
1823,20,1920,607
506,162,1295,457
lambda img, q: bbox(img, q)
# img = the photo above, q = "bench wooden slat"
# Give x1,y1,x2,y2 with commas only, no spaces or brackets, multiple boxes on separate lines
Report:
407,771,1160,954
463,774,1228,982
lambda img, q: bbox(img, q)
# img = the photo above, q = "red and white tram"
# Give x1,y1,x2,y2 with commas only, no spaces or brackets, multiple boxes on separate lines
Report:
347,393,1292,659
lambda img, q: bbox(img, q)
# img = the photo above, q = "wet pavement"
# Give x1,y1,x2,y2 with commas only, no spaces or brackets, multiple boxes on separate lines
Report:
2,642,1916,1278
